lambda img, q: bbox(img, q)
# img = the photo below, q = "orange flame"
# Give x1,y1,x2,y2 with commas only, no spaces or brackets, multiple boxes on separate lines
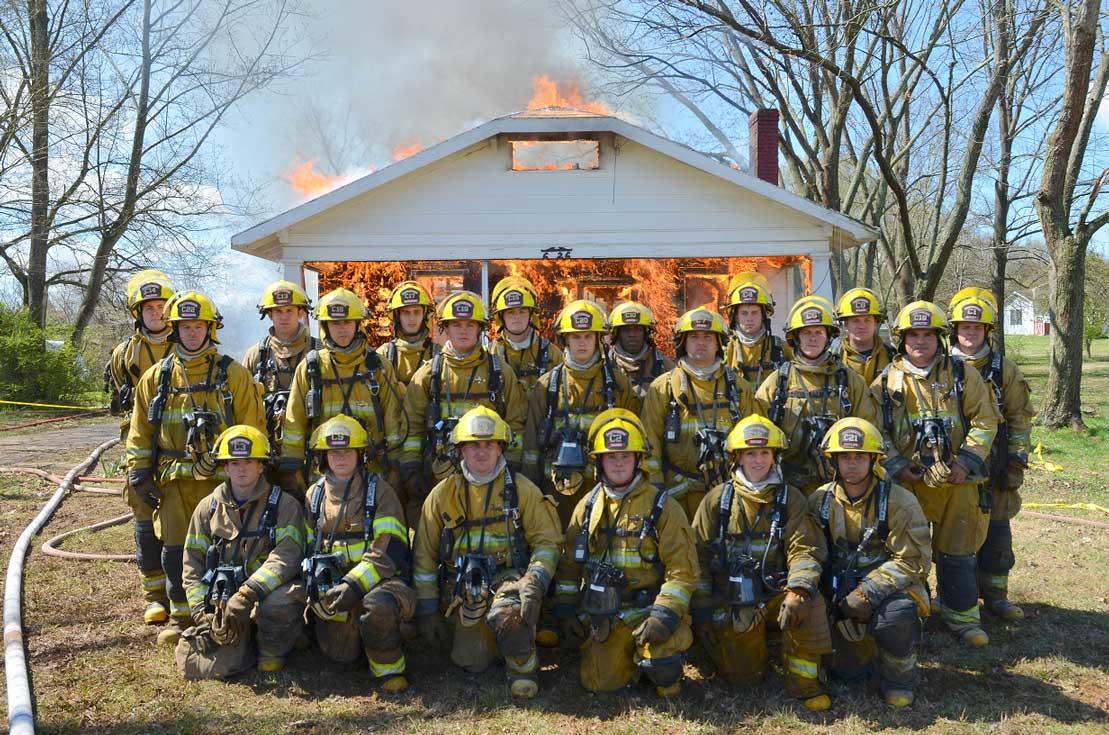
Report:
526,75,611,114
280,156,347,198
392,141,425,162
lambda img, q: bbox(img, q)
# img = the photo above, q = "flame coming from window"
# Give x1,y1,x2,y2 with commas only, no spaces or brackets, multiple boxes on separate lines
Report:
526,75,611,114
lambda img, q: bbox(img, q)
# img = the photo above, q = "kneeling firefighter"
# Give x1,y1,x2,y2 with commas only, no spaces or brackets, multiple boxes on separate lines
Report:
690,415,833,711
524,298,639,526
302,415,416,692
811,418,932,708
553,410,698,697
873,301,1000,646
177,426,306,678
412,407,562,699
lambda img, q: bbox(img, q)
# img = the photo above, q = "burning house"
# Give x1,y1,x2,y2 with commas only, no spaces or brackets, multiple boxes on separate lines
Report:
232,107,877,353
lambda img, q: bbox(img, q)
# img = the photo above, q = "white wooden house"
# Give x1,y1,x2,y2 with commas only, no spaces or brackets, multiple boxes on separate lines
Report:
1003,291,1045,336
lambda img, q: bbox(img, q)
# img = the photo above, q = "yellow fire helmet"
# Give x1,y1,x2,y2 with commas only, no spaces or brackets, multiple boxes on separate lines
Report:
948,286,998,315
673,305,728,347
491,275,537,306
316,288,368,322
556,299,608,334
213,424,270,461
438,290,489,325
257,279,311,317
609,301,656,332
949,295,998,328
588,408,651,453
309,414,370,451
590,414,648,456
451,406,512,445
821,417,887,473
126,269,175,316
785,297,840,339
725,414,788,453
726,273,775,316
164,291,223,327
836,287,884,320
491,277,541,330
387,280,434,312
891,300,949,338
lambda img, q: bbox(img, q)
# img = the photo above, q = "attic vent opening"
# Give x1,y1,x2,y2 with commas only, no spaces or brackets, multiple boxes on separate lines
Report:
511,139,600,171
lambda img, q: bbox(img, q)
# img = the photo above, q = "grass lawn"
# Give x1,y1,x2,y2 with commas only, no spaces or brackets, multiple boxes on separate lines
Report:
0,337,1105,734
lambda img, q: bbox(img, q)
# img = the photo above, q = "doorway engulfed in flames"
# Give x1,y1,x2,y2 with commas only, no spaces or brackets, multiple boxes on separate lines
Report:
307,256,812,355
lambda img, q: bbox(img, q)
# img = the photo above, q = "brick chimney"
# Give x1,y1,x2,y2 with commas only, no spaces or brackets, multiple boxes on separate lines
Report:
748,108,780,185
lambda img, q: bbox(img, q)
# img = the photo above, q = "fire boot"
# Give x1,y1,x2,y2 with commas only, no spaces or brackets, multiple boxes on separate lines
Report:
871,594,920,707
134,518,169,624
937,553,988,647
158,545,191,646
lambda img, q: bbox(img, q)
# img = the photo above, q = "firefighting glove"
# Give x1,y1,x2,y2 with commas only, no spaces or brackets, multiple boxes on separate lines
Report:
516,571,548,629
129,470,161,509
923,459,952,489
208,611,235,646
633,614,673,647
839,587,873,622
321,582,363,615
192,452,218,481
417,610,451,650
835,618,868,643
560,615,588,643
731,603,767,634
223,586,257,644
777,589,808,631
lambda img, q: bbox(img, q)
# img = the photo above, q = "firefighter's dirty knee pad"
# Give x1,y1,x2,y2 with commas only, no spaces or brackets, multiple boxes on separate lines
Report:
638,652,684,689
936,553,979,612
360,589,402,651
134,519,163,572
977,520,1015,575
486,600,532,659
869,594,920,659
162,546,186,599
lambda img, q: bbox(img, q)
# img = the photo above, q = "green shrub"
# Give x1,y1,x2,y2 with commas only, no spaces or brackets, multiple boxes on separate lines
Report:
0,305,97,403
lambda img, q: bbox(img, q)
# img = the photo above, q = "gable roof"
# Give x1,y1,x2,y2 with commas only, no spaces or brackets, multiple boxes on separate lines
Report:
232,109,879,256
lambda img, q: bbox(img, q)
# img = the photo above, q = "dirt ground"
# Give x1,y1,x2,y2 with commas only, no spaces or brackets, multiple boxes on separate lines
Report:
0,418,1106,735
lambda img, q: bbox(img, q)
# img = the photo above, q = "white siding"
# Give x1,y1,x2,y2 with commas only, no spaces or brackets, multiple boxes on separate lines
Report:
1003,296,1034,336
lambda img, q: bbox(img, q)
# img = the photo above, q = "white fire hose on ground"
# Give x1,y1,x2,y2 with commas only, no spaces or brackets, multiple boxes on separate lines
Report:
4,438,119,735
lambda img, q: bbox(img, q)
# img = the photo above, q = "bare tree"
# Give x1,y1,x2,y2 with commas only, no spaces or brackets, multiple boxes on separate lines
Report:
1034,0,1109,429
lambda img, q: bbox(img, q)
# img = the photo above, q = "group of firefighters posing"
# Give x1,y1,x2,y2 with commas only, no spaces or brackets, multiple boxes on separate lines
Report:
106,268,1031,710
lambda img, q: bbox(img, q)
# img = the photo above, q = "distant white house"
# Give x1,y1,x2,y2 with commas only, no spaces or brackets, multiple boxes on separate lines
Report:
1004,291,1049,335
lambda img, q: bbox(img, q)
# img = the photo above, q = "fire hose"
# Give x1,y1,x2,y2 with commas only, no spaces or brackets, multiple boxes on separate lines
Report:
4,437,119,735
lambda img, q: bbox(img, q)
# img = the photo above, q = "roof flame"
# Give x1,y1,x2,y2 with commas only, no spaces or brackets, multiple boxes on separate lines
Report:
280,156,348,199
392,141,425,162
526,75,611,115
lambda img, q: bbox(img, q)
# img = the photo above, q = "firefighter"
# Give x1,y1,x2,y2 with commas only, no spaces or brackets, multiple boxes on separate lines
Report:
107,269,176,626
488,275,563,393
278,288,407,503
724,272,792,385
177,425,305,678
811,418,931,708
553,410,698,696
948,288,1033,622
642,307,756,520
690,415,832,711
302,415,415,692
524,299,639,526
400,290,527,512
755,296,881,493
128,291,265,646
376,280,438,387
831,287,895,384
242,280,317,455
412,407,562,699
873,301,1000,647
607,301,675,400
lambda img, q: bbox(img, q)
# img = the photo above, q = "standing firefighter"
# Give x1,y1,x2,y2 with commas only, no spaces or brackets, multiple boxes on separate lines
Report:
524,299,639,525
412,407,561,699
811,418,931,708
302,415,415,692
948,288,1033,622
177,426,305,678
107,269,176,625
642,307,756,519
690,415,832,711
128,291,265,645
873,301,1000,646
724,272,792,384
401,290,527,506
554,410,698,697
242,280,317,456
756,296,881,493
488,275,563,393
376,280,439,387
607,301,675,400
279,288,407,502
831,288,895,384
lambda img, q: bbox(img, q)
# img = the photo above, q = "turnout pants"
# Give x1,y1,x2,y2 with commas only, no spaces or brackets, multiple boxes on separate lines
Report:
315,579,416,678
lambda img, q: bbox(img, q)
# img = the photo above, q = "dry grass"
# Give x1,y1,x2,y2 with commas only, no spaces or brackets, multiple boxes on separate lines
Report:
0,338,1106,734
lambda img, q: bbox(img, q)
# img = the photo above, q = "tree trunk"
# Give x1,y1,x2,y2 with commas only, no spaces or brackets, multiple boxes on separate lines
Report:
1041,233,1086,429
26,0,49,328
